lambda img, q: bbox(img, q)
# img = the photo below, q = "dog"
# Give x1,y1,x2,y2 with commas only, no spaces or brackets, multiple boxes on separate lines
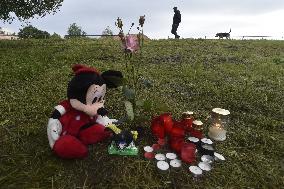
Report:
215,29,231,39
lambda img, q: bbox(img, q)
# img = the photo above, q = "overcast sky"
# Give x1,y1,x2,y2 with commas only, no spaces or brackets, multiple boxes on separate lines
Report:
1,0,284,39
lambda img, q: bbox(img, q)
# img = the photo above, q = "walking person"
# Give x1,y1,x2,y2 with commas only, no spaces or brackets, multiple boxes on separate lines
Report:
171,7,181,39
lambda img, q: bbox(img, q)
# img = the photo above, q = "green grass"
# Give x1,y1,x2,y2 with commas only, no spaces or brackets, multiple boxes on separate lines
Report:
0,38,283,189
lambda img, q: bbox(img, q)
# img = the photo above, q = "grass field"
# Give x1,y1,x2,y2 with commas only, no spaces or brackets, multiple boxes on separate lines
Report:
0,38,283,189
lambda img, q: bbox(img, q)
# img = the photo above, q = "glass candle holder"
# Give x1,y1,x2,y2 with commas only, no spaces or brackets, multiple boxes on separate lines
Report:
181,142,196,163
192,120,203,131
182,111,194,131
182,111,194,120
208,108,230,141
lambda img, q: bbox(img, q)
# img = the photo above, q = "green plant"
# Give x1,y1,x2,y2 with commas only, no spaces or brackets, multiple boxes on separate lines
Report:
115,16,153,124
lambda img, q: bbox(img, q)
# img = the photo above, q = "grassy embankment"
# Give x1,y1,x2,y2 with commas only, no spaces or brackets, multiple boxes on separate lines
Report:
0,38,283,188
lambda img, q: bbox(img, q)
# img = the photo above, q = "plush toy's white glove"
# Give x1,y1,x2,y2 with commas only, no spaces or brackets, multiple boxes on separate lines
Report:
96,115,118,127
47,118,62,149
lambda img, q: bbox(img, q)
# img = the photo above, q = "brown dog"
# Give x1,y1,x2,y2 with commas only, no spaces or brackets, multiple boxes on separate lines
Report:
216,29,231,39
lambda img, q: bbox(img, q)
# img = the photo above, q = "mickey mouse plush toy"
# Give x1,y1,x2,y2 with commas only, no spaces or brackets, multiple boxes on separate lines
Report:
47,64,123,159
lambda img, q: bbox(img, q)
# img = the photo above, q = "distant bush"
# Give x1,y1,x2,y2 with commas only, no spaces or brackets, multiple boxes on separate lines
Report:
65,23,86,38
18,25,50,39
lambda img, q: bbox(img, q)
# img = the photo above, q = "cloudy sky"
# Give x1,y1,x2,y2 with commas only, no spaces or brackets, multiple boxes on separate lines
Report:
1,0,284,39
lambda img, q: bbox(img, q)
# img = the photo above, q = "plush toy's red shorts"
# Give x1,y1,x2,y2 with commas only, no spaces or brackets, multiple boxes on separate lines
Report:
53,124,111,159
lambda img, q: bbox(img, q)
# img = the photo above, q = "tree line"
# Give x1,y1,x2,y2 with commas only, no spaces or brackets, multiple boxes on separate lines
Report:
14,23,114,39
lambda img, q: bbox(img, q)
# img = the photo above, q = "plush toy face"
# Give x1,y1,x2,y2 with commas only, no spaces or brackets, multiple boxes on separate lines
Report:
86,84,106,106
68,64,123,117
70,84,107,117
84,84,106,116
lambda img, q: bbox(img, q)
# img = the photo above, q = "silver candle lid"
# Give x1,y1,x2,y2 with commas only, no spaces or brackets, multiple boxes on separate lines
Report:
170,159,182,168
166,153,177,160
214,152,225,161
193,120,203,125
182,111,194,115
198,162,212,171
201,144,214,151
155,153,166,161
201,138,213,145
143,146,153,153
212,108,230,115
157,161,169,171
188,136,199,143
189,166,203,175
201,155,214,164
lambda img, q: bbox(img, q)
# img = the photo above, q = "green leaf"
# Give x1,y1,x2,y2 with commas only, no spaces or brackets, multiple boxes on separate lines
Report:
124,101,134,121
122,86,135,100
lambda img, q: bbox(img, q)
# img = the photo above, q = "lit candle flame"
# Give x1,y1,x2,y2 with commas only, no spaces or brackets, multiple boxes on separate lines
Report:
214,123,223,129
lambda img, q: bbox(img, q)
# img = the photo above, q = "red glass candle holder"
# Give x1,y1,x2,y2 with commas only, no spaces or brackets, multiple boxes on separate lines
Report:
169,137,185,154
151,117,165,139
182,118,193,132
173,120,184,128
170,126,185,138
189,129,204,139
181,142,196,164
159,113,174,133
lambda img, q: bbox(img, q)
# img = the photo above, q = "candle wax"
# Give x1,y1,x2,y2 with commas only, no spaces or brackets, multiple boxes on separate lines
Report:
208,126,226,141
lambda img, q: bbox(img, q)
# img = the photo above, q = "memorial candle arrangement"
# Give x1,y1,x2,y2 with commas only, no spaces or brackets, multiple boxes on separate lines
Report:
146,110,227,178
208,108,230,141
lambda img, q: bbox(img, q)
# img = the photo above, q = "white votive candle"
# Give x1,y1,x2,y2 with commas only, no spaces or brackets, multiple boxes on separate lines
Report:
201,138,213,145
157,161,169,171
201,155,214,164
143,146,153,153
198,162,212,171
155,153,166,161
170,159,182,168
189,166,203,176
166,153,177,160
188,137,199,143
214,152,225,161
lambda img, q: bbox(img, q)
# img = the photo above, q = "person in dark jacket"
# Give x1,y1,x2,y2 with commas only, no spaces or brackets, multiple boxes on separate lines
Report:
171,7,181,39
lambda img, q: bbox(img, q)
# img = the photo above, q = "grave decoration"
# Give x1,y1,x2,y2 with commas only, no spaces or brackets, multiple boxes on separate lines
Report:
106,124,139,156
144,109,228,177
46,64,123,159
208,108,230,141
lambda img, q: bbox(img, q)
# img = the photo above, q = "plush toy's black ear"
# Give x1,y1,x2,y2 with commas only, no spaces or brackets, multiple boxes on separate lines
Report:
101,70,123,88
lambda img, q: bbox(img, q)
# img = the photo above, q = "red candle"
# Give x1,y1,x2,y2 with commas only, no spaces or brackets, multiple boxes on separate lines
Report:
151,117,165,139
189,129,204,139
182,118,193,132
181,142,196,164
173,120,184,129
144,152,155,159
157,138,166,146
169,137,185,154
170,126,185,138
159,113,173,133
152,143,161,151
